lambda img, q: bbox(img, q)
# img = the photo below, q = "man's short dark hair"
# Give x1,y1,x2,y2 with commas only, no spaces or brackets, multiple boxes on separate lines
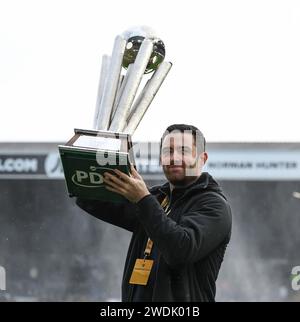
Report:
160,124,206,157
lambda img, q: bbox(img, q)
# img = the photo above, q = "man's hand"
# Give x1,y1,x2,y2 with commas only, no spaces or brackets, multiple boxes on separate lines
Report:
103,165,150,203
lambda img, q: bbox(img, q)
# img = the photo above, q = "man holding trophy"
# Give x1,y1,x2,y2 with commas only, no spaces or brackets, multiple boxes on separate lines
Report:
60,26,232,302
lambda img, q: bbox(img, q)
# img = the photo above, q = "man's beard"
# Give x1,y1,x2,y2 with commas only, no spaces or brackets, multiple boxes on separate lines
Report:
167,174,199,187
163,163,199,188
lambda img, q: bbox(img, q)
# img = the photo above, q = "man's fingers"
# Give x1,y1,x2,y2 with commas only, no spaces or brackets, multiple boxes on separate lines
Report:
103,172,127,189
105,184,125,195
110,166,141,181
104,177,126,194
112,168,132,182
130,165,141,179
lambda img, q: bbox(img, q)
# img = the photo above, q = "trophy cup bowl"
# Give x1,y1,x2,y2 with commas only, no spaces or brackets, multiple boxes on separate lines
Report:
58,26,172,202
122,26,165,74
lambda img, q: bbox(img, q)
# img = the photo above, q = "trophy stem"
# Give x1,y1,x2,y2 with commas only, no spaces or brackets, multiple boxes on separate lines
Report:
110,74,125,119
96,35,126,130
110,64,133,126
109,39,154,133
125,61,172,134
93,54,110,129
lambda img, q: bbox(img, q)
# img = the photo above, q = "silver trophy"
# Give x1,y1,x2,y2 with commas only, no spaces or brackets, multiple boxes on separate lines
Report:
59,26,172,202
93,26,172,133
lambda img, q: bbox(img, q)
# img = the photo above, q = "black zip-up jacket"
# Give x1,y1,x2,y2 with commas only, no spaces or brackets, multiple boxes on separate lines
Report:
76,172,232,302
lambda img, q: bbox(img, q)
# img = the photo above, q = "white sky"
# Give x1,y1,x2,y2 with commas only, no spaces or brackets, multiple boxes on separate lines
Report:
0,0,300,143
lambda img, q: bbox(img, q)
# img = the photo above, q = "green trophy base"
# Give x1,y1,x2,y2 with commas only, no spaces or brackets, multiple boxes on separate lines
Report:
58,128,134,203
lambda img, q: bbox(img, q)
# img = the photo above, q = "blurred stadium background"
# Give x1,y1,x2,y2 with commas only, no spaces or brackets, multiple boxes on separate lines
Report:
0,141,300,301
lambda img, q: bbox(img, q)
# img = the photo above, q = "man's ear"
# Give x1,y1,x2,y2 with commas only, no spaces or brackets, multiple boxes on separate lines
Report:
202,152,208,164
198,152,208,166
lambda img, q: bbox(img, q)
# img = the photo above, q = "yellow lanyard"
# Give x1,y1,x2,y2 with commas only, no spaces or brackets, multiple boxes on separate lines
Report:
143,195,171,258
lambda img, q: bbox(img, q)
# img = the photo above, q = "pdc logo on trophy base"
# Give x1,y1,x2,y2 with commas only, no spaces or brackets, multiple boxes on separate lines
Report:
71,166,111,188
